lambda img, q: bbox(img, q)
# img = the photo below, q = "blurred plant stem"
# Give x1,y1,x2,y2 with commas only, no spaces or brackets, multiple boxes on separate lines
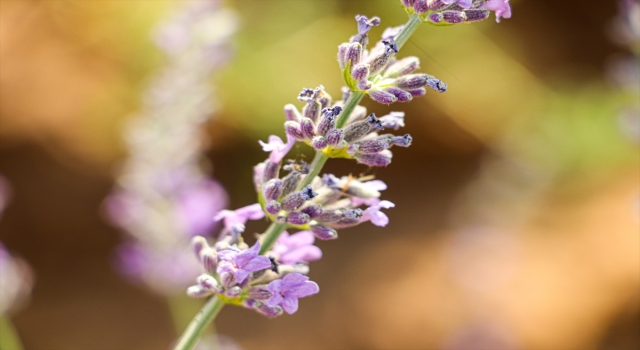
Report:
173,12,424,350
0,316,23,350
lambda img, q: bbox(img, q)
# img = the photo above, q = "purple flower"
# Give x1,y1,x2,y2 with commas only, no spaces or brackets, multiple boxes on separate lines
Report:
266,273,319,314
361,200,395,227
442,0,472,8
272,231,322,265
177,180,228,237
259,134,296,164
483,0,511,22
213,203,265,232
217,242,271,284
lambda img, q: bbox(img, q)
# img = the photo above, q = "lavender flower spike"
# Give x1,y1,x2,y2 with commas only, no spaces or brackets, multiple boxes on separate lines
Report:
259,134,296,164
266,273,320,314
217,242,272,285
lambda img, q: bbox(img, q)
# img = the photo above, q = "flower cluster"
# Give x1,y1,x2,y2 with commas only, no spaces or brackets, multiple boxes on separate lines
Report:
338,15,447,104
401,0,512,24
104,0,236,295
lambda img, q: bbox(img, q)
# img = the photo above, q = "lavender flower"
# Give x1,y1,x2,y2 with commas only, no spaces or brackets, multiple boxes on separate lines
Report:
399,0,511,24
104,0,236,296
213,203,265,233
265,273,319,314
271,231,322,265
217,242,271,285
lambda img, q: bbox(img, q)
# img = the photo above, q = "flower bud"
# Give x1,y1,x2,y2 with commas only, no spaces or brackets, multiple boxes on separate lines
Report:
406,88,427,97
326,129,344,147
310,224,338,240
351,63,370,82
367,51,393,75
285,121,305,141
281,185,318,211
355,152,392,167
287,212,311,225
265,200,281,215
464,9,490,22
384,87,413,102
316,113,337,137
427,0,451,11
300,118,316,139
284,104,301,122
428,13,444,24
318,209,344,223
303,100,321,122
197,274,220,292
187,285,213,298
312,136,328,150
383,57,420,78
246,300,283,318
345,42,363,66
343,114,384,142
414,0,430,14
281,171,302,197
352,139,390,154
200,247,218,275
369,90,398,105
225,286,242,298
191,236,209,259
401,0,416,7
247,286,272,300
357,80,373,91
301,204,323,219
219,271,237,288
394,74,431,90
442,11,467,24
263,179,283,201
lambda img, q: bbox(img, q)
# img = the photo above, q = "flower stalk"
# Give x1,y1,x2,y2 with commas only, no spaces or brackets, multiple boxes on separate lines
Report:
173,296,225,350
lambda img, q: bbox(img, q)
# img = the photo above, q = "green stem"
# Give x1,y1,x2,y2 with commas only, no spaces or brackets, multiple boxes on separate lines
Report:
0,316,23,350
174,13,424,350
173,296,225,350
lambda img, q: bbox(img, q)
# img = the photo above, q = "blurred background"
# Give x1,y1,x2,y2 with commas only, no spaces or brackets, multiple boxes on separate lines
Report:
0,0,639,349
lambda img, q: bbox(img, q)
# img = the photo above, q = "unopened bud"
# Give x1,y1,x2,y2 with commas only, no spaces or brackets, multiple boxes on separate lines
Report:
343,114,384,142
263,179,283,201
247,286,272,300
187,285,213,298
369,89,398,105
345,42,363,66
265,200,281,215
326,129,345,147
312,136,328,150
406,88,427,97
383,56,420,78
310,224,338,240
225,286,242,298
281,171,302,197
352,139,390,154
287,212,311,225
262,161,280,184
197,274,220,292
316,114,337,137
191,236,209,259
464,9,490,22
414,0,430,14
300,118,316,139
442,11,467,24
301,204,323,218
200,247,218,275
355,152,392,167
351,63,370,82
384,87,413,103
427,0,451,11
285,121,305,141
284,104,301,122
303,100,321,122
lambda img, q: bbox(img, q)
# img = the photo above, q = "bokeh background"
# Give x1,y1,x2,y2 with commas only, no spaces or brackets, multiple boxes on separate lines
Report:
1,0,639,349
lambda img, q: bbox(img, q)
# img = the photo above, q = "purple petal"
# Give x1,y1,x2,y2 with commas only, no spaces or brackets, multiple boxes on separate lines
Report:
241,255,272,272
288,281,320,298
281,297,299,314
282,272,309,288
259,134,296,164
234,242,260,267
235,203,265,221
282,230,315,249
234,269,250,284
217,249,237,262
216,260,235,274
280,246,323,265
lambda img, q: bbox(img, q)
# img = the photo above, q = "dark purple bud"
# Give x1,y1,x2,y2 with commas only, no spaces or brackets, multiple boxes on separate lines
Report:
317,109,339,136
357,80,372,91
200,247,218,275
263,179,283,201
383,87,413,103
284,104,301,122
303,100,321,122
301,185,318,201
285,121,305,141
197,274,220,292
426,77,447,93
392,134,413,147
367,52,392,75
300,118,316,139
352,139,390,154
355,152,392,167
351,63,370,82
265,200,281,215
414,0,430,14
287,212,310,225
311,136,328,150
428,13,444,23
345,42,363,66
191,236,209,259
247,286,272,300
383,57,420,78
464,9,490,22
427,0,452,11
394,74,431,90
318,209,344,223
187,285,212,298
406,88,427,97
343,113,384,142
310,224,338,240
442,11,467,24
381,38,398,54
369,89,398,105
326,129,344,147
301,204,323,219
281,171,302,197
262,160,280,184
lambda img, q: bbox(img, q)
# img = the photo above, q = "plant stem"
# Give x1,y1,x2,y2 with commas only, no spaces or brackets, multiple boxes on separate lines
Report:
174,13,424,350
173,296,225,350
0,316,23,350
